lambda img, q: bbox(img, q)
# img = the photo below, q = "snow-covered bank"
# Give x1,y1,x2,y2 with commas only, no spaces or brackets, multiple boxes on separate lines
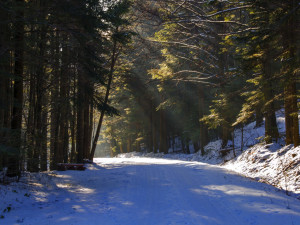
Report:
224,144,300,197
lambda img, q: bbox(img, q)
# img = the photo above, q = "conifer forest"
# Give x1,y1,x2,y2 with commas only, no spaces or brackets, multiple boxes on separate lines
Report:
0,0,299,177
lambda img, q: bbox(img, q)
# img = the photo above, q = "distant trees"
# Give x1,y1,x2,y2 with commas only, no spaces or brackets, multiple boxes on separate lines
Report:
102,0,299,157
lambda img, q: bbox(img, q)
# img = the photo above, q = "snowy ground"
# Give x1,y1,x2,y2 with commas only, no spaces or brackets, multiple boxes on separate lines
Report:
116,110,300,198
224,144,300,197
1,158,300,225
117,144,300,199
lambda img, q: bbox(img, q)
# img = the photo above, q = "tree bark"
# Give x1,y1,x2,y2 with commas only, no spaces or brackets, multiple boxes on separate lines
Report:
59,39,70,163
283,0,299,147
262,48,279,143
83,91,90,159
198,86,208,155
159,109,168,154
76,72,85,163
70,75,77,162
8,0,25,177
127,137,132,153
49,31,60,170
152,106,158,153
0,2,12,171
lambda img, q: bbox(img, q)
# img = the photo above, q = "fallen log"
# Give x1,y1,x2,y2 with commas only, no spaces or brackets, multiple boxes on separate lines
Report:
57,163,86,171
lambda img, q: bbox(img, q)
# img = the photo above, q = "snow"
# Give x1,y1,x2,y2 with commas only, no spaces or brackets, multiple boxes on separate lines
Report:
117,143,300,199
1,158,300,225
1,109,299,224
120,109,299,197
224,144,300,198
115,109,300,199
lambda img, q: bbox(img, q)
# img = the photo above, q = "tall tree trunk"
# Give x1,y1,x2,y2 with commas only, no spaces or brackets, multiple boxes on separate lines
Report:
59,39,70,163
285,85,293,145
283,0,299,147
26,71,35,171
127,137,132,153
89,37,118,161
120,142,124,154
284,81,299,147
159,109,168,154
262,51,279,143
241,124,244,151
70,75,77,162
33,16,48,172
83,91,90,159
0,3,12,171
152,105,158,153
284,72,299,147
232,130,236,157
88,101,94,155
148,100,154,153
255,105,264,127
40,102,48,171
8,0,25,177
50,32,60,170
221,125,231,149
185,139,190,154
198,86,207,155
76,72,85,163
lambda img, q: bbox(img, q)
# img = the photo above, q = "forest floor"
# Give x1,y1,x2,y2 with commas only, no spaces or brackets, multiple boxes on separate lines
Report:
1,157,300,225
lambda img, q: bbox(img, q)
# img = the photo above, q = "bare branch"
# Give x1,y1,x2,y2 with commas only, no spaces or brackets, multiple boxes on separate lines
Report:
147,39,218,61
206,5,253,18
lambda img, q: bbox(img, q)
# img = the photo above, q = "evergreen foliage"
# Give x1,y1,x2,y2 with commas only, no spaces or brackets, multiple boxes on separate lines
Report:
101,0,299,156
0,0,132,176
0,0,298,175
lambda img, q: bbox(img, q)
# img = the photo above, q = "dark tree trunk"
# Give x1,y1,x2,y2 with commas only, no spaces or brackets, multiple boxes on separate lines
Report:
262,52,279,143
148,100,154,153
221,125,231,149
159,109,168,154
88,102,94,155
59,40,70,163
185,139,190,154
50,32,60,170
283,0,299,147
32,15,48,172
70,72,77,162
255,106,264,127
193,142,200,153
285,85,293,145
198,87,208,155
83,91,90,159
26,72,35,171
127,137,132,153
0,3,12,171
40,103,48,171
8,0,25,177
76,72,85,163
152,106,158,153
37,1,49,172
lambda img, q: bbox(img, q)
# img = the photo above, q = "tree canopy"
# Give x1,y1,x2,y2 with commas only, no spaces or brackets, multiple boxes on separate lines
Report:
0,0,299,176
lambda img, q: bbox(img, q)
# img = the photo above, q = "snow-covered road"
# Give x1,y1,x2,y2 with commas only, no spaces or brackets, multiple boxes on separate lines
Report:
2,158,300,225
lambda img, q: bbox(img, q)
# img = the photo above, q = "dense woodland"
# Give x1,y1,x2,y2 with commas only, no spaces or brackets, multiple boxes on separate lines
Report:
0,0,299,177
